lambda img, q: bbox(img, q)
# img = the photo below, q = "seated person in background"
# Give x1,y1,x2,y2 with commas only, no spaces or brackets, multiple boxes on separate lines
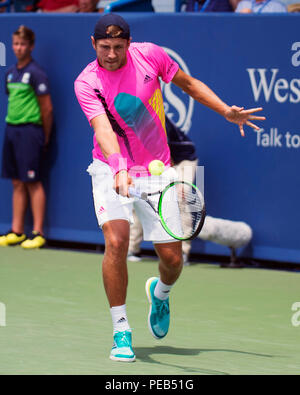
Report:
185,0,240,12
78,0,104,12
0,0,8,13
37,0,79,12
235,0,287,12
287,3,300,12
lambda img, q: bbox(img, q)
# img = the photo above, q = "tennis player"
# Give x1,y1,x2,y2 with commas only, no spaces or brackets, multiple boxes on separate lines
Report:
74,14,265,362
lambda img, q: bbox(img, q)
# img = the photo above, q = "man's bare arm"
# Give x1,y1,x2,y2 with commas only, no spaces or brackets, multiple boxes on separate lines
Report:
38,94,53,146
91,114,121,158
91,114,132,196
172,68,230,117
172,68,265,136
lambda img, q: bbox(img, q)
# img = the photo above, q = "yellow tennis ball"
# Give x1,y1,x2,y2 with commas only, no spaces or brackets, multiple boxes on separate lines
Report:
148,160,165,176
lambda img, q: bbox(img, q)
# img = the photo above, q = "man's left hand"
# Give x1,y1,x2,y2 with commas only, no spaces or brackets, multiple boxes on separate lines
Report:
225,106,266,137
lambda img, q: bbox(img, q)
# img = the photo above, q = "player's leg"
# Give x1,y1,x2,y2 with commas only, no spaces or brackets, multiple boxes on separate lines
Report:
87,159,135,362
102,219,135,362
145,241,183,339
102,219,130,308
155,241,183,286
128,209,143,261
133,168,183,339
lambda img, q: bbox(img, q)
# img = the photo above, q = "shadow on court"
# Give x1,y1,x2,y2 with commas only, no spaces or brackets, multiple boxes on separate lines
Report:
135,346,274,375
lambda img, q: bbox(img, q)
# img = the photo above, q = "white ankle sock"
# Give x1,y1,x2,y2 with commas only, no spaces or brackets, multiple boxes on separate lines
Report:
110,304,130,332
154,279,173,300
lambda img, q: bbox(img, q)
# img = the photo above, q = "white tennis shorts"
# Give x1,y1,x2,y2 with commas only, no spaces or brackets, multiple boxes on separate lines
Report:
87,159,179,243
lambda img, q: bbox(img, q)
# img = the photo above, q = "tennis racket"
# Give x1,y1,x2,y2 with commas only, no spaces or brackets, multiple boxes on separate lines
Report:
129,181,206,241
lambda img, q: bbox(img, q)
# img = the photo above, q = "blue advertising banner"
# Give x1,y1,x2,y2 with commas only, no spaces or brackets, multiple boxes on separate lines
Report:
0,14,299,262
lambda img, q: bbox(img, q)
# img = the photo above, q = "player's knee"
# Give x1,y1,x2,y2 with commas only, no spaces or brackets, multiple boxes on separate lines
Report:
106,233,129,252
161,253,183,270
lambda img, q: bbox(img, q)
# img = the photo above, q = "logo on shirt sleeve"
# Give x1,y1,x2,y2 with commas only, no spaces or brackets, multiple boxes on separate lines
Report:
38,83,47,93
167,61,176,76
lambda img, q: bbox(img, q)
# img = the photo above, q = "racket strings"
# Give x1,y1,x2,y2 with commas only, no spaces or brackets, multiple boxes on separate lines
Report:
160,183,205,240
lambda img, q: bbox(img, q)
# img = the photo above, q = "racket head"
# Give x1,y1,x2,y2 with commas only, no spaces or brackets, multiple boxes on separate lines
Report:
158,181,206,241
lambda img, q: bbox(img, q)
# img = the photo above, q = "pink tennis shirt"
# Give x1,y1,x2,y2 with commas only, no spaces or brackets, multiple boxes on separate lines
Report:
74,42,179,176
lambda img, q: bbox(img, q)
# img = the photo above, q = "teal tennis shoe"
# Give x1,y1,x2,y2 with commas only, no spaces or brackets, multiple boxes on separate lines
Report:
145,277,170,339
110,330,136,362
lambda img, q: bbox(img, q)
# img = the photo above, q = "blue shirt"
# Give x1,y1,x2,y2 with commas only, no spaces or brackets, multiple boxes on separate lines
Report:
235,0,287,13
5,59,50,125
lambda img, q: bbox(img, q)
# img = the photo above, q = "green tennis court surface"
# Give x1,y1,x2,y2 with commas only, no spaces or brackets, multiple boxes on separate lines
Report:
0,247,299,375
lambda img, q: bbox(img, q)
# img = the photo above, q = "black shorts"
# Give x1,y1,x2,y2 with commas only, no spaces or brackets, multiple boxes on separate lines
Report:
1,123,45,182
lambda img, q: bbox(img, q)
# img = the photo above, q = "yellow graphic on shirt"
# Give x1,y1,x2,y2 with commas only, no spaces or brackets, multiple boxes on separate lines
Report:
148,89,166,134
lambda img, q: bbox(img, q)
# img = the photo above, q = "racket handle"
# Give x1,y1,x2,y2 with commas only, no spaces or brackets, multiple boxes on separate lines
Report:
129,187,148,200
129,187,142,199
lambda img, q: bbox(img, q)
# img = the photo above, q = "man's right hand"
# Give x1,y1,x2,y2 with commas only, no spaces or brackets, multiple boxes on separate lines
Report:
114,170,133,197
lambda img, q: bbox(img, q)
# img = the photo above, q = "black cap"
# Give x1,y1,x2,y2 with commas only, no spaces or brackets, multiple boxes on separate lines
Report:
94,14,130,40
